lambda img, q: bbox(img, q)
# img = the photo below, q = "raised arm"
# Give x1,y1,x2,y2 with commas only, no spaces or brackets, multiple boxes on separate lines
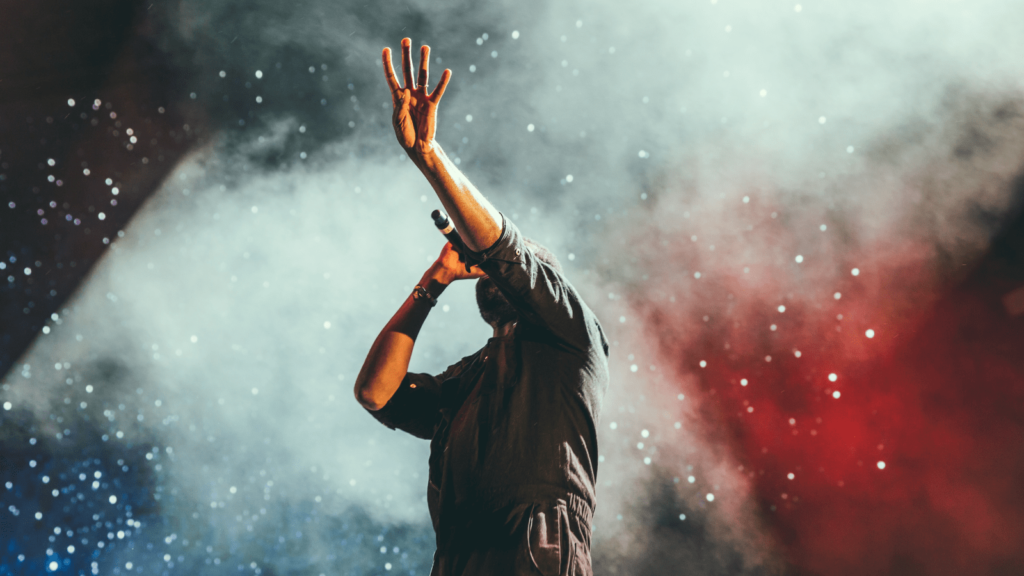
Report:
353,243,484,410
382,38,502,251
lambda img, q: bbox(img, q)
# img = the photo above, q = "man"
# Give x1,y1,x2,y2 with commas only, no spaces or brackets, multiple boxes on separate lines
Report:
354,37,609,576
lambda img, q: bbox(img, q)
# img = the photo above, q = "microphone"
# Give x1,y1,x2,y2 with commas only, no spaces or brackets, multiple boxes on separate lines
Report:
431,209,481,270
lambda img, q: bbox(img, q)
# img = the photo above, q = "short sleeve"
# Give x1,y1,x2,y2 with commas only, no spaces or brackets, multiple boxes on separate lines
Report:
364,352,480,439
365,372,443,440
474,214,607,356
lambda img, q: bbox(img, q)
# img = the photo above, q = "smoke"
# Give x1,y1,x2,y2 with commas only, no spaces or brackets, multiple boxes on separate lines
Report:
605,92,1024,575
3,0,1024,574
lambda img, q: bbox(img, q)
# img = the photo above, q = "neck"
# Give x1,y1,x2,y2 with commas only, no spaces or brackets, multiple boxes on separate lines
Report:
492,319,517,338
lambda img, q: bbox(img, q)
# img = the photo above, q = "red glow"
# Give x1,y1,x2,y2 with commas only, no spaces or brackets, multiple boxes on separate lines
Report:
625,196,1024,575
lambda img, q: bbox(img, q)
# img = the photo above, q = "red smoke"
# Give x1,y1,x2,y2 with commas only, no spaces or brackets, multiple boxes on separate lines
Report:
625,191,1024,575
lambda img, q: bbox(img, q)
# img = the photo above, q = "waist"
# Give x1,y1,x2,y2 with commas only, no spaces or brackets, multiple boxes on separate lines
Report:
439,486,594,554
455,484,594,527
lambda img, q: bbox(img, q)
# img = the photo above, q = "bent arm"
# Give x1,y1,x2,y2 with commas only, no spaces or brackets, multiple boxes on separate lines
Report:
354,242,481,410
354,272,448,411
410,143,503,252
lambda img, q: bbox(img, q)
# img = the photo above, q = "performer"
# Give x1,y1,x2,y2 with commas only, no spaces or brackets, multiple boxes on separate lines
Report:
354,37,609,576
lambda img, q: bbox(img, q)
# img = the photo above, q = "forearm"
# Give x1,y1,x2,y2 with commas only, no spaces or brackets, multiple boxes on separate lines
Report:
354,273,448,410
411,143,502,252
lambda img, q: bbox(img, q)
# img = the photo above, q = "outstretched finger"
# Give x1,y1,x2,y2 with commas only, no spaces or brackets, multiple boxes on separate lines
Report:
401,37,415,89
418,45,430,92
382,47,401,95
429,69,452,104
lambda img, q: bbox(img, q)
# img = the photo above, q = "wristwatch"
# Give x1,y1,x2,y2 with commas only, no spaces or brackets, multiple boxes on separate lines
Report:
412,284,437,307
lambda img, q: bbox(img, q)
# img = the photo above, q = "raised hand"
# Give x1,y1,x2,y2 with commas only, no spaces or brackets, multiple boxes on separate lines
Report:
382,38,452,155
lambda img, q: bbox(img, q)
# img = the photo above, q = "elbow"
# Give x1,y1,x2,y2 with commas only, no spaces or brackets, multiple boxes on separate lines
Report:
354,384,386,411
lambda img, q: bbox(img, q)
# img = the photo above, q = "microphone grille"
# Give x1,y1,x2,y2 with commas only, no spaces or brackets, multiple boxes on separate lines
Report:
431,209,449,229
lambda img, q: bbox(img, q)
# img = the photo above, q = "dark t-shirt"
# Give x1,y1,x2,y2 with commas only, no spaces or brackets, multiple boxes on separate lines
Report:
365,214,609,556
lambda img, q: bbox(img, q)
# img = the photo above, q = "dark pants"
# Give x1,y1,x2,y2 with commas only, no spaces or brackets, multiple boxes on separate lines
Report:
432,498,593,576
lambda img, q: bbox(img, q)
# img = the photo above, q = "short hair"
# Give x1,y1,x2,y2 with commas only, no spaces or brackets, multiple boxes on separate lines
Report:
524,238,563,274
